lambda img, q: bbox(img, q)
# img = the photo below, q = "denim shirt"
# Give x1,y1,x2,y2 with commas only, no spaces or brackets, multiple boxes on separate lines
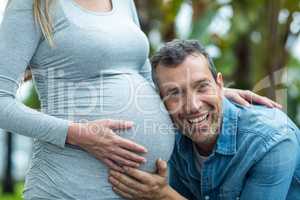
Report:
168,98,300,200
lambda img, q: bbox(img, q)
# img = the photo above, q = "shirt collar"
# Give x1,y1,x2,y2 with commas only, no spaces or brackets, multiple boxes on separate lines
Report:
215,98,240,155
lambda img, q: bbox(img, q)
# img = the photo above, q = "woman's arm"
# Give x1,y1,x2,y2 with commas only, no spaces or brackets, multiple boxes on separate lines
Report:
0,0,70,147
0,0,147,170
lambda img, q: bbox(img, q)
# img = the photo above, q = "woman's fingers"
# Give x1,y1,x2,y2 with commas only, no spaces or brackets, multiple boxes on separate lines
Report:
242,91,282,108
273,101,282,109
116,136,148,153
110,154,141,168
115,147,146,164
82,119,148,170
95,119,148,154
98,119,134,130
228,93,250,106
225,88,283,109
251,94,282,109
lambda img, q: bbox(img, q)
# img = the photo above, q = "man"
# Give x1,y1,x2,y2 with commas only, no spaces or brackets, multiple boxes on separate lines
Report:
108,40,300,200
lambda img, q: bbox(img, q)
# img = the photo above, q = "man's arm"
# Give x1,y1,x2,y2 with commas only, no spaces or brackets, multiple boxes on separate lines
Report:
108,159,188,200
240,135,299,200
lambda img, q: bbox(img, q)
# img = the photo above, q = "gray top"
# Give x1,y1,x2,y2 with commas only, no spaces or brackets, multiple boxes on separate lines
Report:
192,143,208,172
0,0,175,199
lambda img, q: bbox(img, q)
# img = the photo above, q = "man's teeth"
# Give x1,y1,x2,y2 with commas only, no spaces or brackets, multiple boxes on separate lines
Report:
188,114,208,124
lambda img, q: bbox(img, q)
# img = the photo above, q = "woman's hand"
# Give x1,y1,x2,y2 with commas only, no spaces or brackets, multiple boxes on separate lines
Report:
224,88,282,108
109,159,186,200
67,119,147,172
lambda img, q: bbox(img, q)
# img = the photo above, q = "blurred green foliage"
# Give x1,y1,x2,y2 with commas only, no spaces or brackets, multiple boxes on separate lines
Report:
0,183,23,200
135,0,300,126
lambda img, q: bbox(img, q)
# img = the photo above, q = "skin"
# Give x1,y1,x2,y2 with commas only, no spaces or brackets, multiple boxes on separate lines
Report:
157,53,223,155
108,53,282,199
73,0,113,12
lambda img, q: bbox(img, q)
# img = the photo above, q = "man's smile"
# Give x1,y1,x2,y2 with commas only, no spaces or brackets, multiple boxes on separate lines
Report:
186,112,209,125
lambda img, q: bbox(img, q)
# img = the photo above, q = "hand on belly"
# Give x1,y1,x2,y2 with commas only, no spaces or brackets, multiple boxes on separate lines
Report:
66,119,148,172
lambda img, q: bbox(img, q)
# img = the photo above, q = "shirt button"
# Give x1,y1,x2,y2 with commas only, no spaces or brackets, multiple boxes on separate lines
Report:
204,196,210,200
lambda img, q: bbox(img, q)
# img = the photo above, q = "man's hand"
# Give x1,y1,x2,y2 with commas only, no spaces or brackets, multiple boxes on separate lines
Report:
108,159,185,200
224,88,282,108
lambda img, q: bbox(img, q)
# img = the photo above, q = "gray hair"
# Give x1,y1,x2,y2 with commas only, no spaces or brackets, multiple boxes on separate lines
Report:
150,39,217,88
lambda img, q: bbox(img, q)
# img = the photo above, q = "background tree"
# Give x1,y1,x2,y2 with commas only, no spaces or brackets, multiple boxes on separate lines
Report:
136,0,300,125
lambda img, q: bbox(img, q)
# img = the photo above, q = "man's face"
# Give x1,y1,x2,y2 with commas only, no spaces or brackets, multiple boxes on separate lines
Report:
156,54,224,145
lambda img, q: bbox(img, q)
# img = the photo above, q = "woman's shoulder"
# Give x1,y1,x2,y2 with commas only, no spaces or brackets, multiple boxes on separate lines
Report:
6,0,34,10
118,0,135,10
117,0,138,20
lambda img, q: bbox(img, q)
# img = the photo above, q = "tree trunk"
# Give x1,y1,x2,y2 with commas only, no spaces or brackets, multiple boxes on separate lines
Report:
2,132,14,194
233,34,251,89
253,0,289,104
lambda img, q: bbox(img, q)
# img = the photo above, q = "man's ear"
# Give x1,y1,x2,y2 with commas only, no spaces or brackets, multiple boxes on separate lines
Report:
216,72,224,89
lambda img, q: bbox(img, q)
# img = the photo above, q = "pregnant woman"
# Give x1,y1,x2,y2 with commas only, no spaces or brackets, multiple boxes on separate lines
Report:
0,0,280,199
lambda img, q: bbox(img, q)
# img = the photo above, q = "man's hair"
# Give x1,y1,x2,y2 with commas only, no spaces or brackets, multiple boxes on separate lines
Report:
150,39,217,87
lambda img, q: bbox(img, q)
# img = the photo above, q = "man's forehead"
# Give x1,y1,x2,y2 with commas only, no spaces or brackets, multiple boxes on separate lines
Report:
156,55,211,85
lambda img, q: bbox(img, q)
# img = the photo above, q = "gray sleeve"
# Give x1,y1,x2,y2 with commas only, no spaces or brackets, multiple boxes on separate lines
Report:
128,0,154,85
0,0,70,148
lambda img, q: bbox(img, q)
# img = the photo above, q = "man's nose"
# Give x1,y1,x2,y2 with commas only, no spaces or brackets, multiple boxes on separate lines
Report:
184,93,202,114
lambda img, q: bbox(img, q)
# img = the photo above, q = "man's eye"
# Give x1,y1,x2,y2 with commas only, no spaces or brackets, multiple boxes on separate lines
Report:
170,91,180,97
167,90,181,98
197,83,210,92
